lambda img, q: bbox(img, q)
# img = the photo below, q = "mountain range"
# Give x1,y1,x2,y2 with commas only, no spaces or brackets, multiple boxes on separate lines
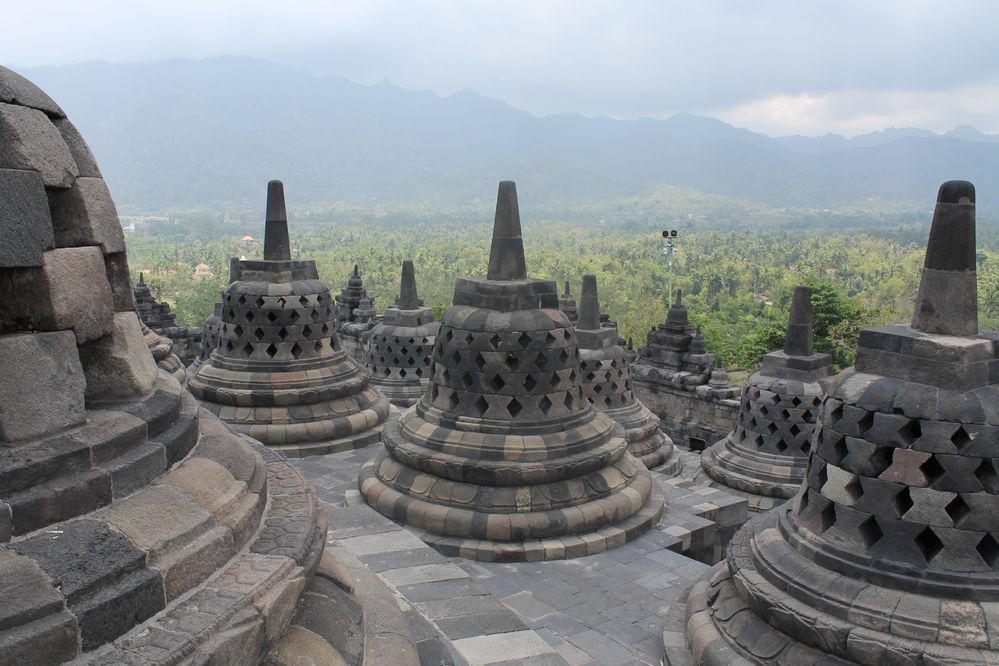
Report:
15,56,999,212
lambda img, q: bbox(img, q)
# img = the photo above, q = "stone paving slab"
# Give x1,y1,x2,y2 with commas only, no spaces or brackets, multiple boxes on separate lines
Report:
290,447,719,666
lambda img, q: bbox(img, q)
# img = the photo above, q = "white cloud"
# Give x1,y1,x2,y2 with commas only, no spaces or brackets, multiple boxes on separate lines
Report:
6,0,999,133
713,82,999,136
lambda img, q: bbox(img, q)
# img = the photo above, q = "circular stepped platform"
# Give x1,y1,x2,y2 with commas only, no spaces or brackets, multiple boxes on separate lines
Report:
1,372,417,665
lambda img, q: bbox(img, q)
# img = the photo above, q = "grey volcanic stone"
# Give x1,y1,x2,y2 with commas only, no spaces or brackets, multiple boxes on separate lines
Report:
104,252,136,312
0,550,78,665
0,331,85,443
0,501,10,543
53,117,101,177
486,181,528,281
79,312,159,402
399,260,419,309
48,176,126,254
0,168,53,268
912,180,978,336
577,274,600,331
0,102,77,188
0,246,114,343
11,518,166,649
784,285,814,356
0,66,64,117
264,179,290,261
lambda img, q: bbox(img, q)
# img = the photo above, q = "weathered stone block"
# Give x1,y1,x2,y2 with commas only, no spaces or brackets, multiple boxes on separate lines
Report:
11,517,166,650
0,331,85,443
0,168,53,268
0,246,114,343
0,501,10,543
104,251,135,312
0,67,64,116
0,102,76,187
53,118,101,177
79,312,158,402
48,176,125,253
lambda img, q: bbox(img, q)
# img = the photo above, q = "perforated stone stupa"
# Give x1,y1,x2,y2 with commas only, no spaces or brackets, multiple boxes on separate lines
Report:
632,291,741,449
359,181,665,561
576,274,679,471
187,300,223,378
365,260,440,408
335,264,379,359
188,181,390,456
134,272,201,366
558,280,578,324
666,181,999,665
0,67,388,665
698,285,835,511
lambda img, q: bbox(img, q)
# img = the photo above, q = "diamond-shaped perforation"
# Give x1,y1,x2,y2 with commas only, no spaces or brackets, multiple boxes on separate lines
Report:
233,325,244,337
892,486,913,518
461,372,474,389
517,332,532,348
775,439,788,452
242,342,254,356
290,342,303,359
915,526,944,563
265,344,278,358
565,391,575,411
299,295,309,306
766,422,778,435
545,332,556,346
559,349,569,363
507,397,522,418
819,502,836,532
539,395,553,415
857,410,875,436
452,350,463,365
870,446,893,476
844,476,863,503
489,375,506,392
523,375,537,391
447,390,460,411
921,455,946,487
488,333,501,349
255,296,266,308
951,426,972,451
857,516,883,549
978,459,999,493
897,419,921,446
245,310,255,322
267,311,278,323
474,396,489,416
278,327,289,340
978,533,999,568
945,495,971,526
289,310,300,323
254,327,265,341
473,353,486,370
302,325,312,338
505,353,520,371
791,395,802,408
831,434,848,465
789,423,801,437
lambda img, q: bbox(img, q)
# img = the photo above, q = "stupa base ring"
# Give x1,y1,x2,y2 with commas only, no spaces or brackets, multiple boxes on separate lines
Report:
358,452,665,562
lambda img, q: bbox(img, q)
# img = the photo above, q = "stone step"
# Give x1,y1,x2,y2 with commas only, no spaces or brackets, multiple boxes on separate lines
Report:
7,468,111,536
99,441,168,500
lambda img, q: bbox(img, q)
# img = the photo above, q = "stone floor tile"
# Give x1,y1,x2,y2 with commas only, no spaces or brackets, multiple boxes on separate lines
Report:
566,629,635,666
451,630,558,665
381,562,470,587
501,591,559,622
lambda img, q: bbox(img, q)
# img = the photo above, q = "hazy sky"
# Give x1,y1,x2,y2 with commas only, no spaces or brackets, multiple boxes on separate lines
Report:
6,1,998,136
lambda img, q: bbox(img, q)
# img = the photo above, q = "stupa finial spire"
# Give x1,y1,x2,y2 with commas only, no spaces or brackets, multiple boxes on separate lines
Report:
399,260,419,310
263,180,290,261
486,181,527,281
911,180,978,336
578,275,601,330
784,286,815,356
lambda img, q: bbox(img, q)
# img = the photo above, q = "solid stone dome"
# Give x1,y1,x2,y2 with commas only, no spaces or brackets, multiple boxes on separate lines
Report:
0,66,372,666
